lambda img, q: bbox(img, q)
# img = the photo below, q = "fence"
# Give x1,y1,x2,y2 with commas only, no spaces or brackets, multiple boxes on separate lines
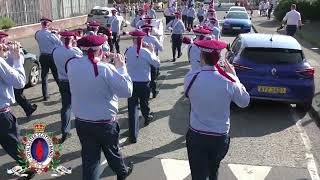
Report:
0,0,109,26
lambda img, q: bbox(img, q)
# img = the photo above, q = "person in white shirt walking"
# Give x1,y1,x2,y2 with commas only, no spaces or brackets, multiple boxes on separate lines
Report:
282,4,302,36
187,5,197,30
197,3,206,24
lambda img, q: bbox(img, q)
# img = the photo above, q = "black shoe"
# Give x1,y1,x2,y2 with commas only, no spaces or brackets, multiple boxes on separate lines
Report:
144,114,154,126
152,90,159,98
43,96,49,101
26,104,37,118
129,137,137,144
178,52,182,58
117,161,134,180
59,133,72,144
172,58,176,62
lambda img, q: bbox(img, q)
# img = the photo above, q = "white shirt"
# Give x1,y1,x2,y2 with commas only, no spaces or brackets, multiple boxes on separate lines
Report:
188,44,201,71
187,8,196,18
0,55,25,108
125,45,160,82
166,18,186,34
53,46,83,81
184,66,250,134
283,10,301,26
143,35,163,52
108,16,121,33
35,28,63,54
67,56,133,121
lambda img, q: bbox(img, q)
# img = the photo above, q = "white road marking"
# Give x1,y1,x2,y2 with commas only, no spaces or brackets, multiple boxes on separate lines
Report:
311,48,319,50
292,113,320,180
161,159,190,180
228,164,272,180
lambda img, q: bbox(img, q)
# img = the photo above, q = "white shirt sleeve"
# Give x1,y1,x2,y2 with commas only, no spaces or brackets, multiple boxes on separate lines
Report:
0,56,26,89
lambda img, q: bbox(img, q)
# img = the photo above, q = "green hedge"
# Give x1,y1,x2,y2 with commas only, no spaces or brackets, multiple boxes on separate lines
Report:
274,0,320,21
0,17,15,29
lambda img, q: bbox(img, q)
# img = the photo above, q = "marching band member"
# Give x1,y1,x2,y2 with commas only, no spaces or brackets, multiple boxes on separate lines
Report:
184,39,250,180
0,32,35,180
147,2,157,19
182,5,188,27
166,11,186,62
197,3,206,24
188,27,211,71
108,9,121,53
187,5,197,29
53,31,82,144
131,8,145,28
0,33,38,118
67,35,133,180
86,21,100,35
35,17,62,101
207,17,221,40
125,30,160,143
141,23,163,98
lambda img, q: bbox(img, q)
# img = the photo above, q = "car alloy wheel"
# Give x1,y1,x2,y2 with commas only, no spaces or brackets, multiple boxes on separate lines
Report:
29,63,40,87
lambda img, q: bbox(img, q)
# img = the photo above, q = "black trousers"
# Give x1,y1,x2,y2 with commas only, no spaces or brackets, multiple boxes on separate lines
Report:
75,120,128,180
186,129,230,180
182,15,188,27
0,112,21,165
14,88,34,116
112,32,120,53
150,66,160,96
128,82,150,139
187,17,194,29
165,16,170,25
39,54,59,99
198,16,204,24
171,34,183,59
58,81,72,135
286,25,297,36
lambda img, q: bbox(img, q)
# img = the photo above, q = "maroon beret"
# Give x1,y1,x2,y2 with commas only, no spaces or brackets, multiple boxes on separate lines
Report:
193,27,211,35
129,30,146,37
141,24,153,29
88,21,100,27
194,39,227,51
59,31,77,37
182,36,192,44
40,17,52,22
77,35,106,48
203,25,213,31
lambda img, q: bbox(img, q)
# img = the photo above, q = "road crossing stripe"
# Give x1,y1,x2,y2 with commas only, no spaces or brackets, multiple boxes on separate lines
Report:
161,159,190,180
228,164,272,180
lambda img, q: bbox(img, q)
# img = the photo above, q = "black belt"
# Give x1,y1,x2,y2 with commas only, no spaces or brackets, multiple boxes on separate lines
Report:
76,117,116,124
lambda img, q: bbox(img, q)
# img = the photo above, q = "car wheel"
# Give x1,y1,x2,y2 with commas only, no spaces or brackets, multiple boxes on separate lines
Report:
28,63,40,87
296,102,312,112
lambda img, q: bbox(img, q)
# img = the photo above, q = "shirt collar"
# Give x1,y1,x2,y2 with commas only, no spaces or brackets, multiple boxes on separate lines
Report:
201,65,216,71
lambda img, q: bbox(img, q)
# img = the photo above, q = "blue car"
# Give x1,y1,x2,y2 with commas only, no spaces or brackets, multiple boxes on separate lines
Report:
225,34,315,111
222,11,252,34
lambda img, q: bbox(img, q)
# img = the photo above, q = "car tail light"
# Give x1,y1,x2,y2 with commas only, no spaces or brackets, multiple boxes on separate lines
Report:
88,14,93,17
296,67,315,77
233,63,253,72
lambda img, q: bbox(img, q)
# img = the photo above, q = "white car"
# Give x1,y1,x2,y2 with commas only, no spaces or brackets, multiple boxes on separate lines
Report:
87,6,125,29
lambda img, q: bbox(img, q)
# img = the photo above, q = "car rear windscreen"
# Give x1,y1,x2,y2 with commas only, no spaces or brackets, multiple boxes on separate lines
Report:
90,9,108,15
240,48,304,64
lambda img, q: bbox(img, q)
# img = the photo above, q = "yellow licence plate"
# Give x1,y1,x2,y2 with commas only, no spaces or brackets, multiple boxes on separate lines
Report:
257,86,287,94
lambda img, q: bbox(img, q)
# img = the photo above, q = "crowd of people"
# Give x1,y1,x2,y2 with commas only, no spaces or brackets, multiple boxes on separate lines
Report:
0,1,254,180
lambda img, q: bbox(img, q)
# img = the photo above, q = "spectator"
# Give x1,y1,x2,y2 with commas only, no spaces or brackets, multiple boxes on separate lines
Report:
282,4,302,36
267,3,273,20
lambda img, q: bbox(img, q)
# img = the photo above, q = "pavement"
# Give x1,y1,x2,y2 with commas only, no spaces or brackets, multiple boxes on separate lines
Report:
0,8,320,180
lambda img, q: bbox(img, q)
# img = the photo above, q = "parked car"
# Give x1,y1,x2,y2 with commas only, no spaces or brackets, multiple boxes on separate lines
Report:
87,6,125,30
225,34,315,111
222,11,252,34
22,49,40,87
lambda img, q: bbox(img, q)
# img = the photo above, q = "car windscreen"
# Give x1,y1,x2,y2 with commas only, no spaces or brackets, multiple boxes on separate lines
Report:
230,8,245,11
240,48,304,64
226,12,249,19
90,9,109,15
